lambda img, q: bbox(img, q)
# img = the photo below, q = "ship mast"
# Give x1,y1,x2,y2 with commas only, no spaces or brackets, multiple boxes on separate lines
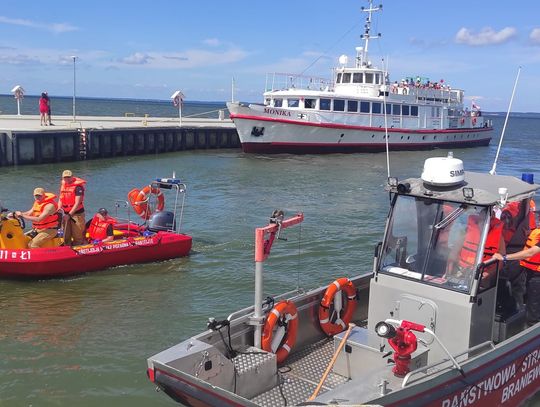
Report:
357,0,382,68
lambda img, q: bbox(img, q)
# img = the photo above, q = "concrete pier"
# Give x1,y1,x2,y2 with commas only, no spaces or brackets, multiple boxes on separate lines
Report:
0,114,240,166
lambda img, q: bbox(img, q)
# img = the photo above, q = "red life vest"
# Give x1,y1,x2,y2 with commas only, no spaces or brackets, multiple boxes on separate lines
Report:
60,177,86,212
31,193,59,230
87,215,116,241
520,229,540,272
459,215,503,269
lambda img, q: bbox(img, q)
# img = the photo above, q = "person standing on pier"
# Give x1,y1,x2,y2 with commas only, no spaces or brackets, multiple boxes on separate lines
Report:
39,92,49,126
45,92,53,125
16,188,59,248
58,170,87,246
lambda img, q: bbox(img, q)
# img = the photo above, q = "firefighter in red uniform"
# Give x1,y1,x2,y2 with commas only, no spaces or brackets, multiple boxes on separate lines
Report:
493,221,540,326
58,169,86,246
16,188,59,248
86,208,115,243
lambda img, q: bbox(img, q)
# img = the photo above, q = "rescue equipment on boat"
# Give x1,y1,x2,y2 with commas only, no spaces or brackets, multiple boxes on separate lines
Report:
319,277,357,336
128,185,165,220
261,300,298,363
375,320,423,377
421,152,465,187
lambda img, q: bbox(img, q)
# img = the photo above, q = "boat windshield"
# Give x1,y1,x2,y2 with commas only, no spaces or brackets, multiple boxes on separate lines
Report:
380,196,491,294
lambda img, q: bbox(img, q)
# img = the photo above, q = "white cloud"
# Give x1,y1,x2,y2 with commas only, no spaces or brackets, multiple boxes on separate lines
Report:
115,47,248,69
203,38,221,47
455,27,516,46
119,52,154,65
530,28,540,45
0,15,78,33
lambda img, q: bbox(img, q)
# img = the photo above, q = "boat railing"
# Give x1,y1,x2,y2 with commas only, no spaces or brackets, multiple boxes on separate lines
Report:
112,200,140,231
226,287,305,322
265,72,333,92
401,340,495,388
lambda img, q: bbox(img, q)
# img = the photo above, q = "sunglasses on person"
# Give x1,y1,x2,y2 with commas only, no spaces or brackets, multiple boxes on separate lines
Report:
34,194,43,199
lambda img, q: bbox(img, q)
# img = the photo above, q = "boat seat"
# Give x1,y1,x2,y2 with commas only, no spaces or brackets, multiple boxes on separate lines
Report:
494,278,526,342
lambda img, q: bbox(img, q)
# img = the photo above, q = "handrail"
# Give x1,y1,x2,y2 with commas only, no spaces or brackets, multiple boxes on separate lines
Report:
402,340,495,388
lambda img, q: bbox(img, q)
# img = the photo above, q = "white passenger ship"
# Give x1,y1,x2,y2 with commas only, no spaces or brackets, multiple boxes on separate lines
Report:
227,1,493,154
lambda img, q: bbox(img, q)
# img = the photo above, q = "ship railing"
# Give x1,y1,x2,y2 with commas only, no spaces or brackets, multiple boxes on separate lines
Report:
401,340,495,388
265,72,333,92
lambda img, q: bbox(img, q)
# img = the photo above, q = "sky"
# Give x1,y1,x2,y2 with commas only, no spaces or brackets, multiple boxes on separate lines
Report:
1,0,539,112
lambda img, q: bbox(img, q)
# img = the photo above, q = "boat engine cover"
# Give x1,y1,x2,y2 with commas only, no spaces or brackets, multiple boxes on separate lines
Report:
421,156,465,186
148,211,176,232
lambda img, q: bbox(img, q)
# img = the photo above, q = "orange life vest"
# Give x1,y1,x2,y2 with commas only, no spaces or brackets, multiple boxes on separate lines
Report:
459,216,503,269
31,193,59,230
59,177,86,212
519,229,540,272
87,215,116,241
530,199,537,230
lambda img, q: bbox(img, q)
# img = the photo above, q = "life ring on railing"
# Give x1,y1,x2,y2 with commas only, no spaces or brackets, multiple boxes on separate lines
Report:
472,117,477,126
128,185,165,220
460,118,465,125
262,300,298,363
319,277,357,336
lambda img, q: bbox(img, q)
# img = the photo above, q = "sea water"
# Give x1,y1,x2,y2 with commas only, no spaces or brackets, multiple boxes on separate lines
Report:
0,100,539,406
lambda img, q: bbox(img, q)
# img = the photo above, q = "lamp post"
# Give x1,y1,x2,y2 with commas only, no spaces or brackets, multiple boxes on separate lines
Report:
71,55,77,122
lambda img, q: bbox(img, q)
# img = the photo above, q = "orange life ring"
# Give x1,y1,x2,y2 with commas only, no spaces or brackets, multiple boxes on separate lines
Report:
460,118,465,125
262,300,298,363
128,185,165,220
319,277,357,336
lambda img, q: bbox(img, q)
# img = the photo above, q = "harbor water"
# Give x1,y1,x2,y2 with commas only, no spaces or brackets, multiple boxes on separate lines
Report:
0,100,539,406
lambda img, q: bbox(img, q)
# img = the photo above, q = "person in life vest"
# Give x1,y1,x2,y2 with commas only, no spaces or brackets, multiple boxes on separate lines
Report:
86,208,115,243
58,169,86,246
15,188,59,248
493,225,540,325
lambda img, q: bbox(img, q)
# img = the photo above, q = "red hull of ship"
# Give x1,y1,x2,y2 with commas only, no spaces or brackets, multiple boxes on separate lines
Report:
0,232,192,279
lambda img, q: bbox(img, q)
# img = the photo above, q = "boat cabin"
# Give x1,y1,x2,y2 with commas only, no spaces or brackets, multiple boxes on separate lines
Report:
368,155,538,363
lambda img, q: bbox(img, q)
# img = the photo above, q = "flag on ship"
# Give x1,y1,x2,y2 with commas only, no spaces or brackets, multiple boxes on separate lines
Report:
472,101,481,110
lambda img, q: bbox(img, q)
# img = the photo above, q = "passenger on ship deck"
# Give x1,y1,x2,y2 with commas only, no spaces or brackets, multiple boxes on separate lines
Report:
493,216,540,326
16,188,59,248
86,208,115,244
58,169,87,246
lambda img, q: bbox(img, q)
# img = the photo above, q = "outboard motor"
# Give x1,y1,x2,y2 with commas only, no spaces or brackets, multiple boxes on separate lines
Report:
147,211,176,232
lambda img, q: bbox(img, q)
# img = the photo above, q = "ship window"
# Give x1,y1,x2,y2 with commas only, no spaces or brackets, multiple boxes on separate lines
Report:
333,99,345,111
353,73,363,83
320,98,331,111
372,102,382,114
402,105,410,116
347,100,358,112
336,73,342,83
304,98,316,109
365,73,374,83
265,98,271,106
287,98,299,108
375,73,380,84
385,103,391,115
274,99,283,107
360,101,370,113
381,196,491,294
411,106,418,116
392,104,401,115
342,73,351,83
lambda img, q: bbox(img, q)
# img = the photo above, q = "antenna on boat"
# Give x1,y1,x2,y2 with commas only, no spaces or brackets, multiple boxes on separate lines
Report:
231,77,235,103
382,57,391,179
489,66,521,175
359,0,382,67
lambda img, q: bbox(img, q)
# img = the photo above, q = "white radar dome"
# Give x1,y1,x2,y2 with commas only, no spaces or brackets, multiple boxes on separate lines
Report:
421,156,465,186
338,54,349,65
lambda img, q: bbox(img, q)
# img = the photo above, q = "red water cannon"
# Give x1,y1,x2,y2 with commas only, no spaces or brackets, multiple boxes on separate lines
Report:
375,319,425,377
